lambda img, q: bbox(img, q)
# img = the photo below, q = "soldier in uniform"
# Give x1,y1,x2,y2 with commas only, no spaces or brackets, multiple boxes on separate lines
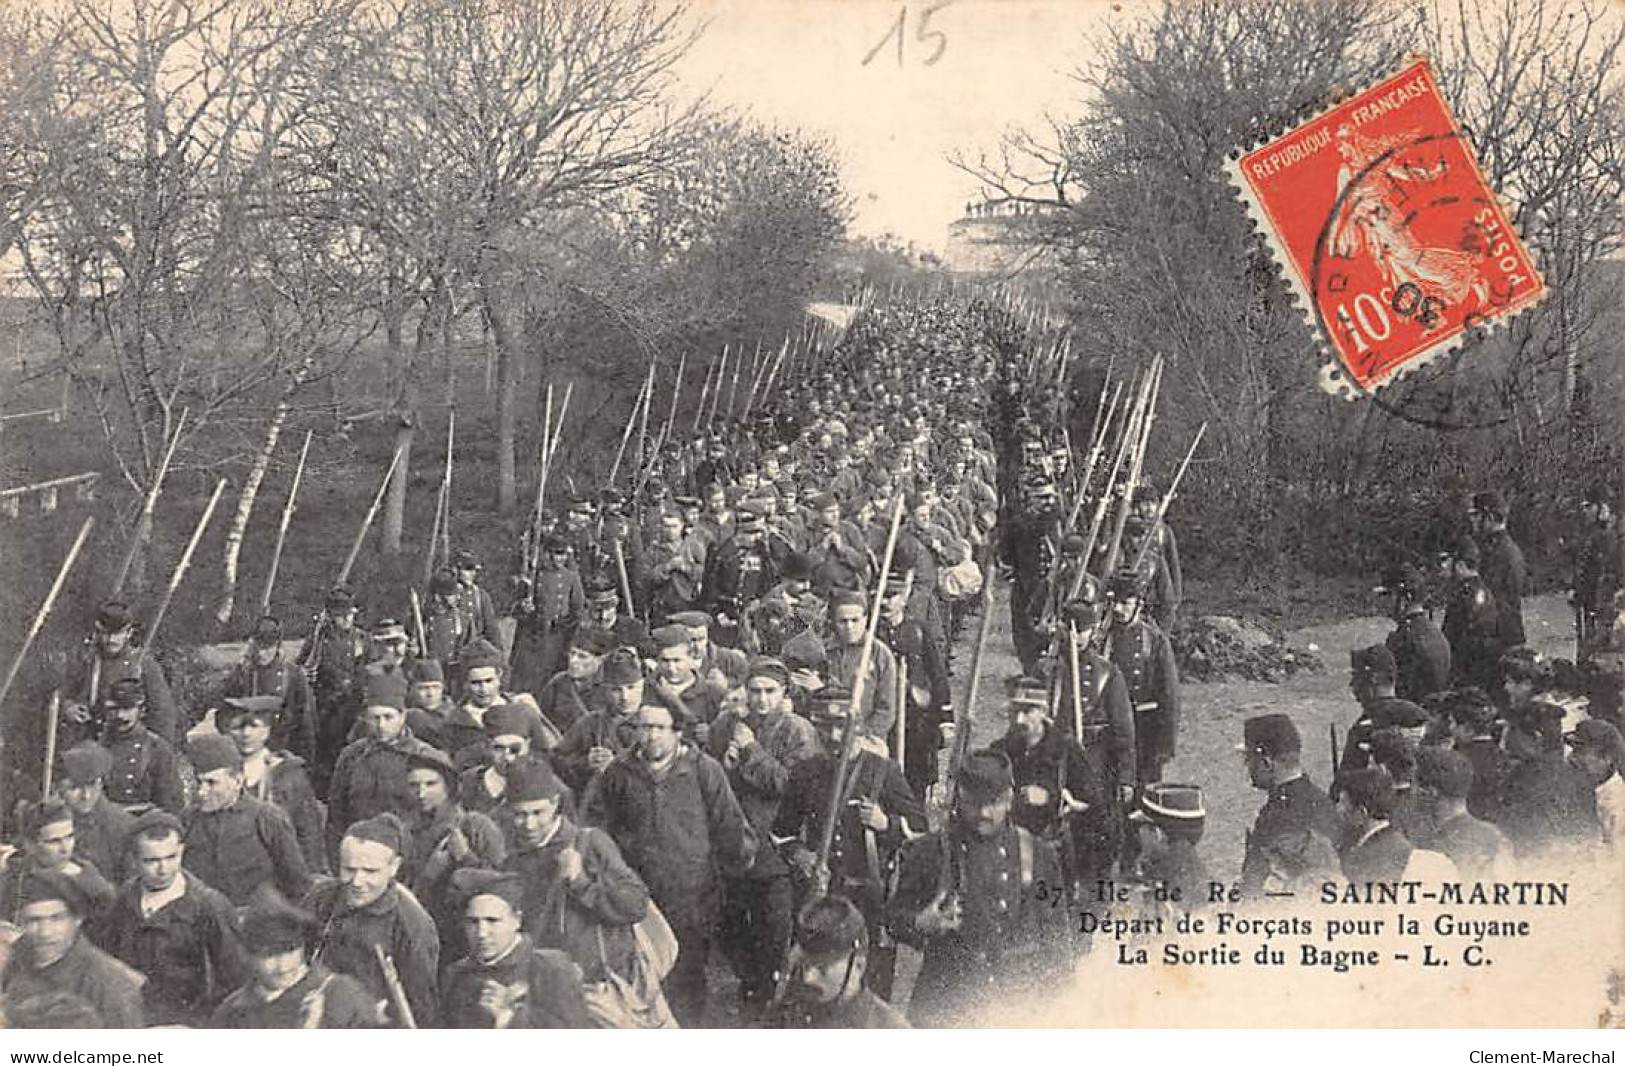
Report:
991,679,1111,903
1106,570,1181,788
1120,516,1177,630
450,549,502,649
771,687,924,999
1338,645,1429,782
439,869,589,1028
1378,562,1452,702
887,749,1071,1028
1,870,144,1028
221,615,317,764
58,600,181,747
1132,483,1183,616
1125,783,1209,914
54,742,135,884
1469,490,1528,648
878,571,952,798
299,586,370,798
584,577,654,657
1053,592,1137,812
210,891,378,1028
421,568,475,692
509,533,585,694
1006,474,1061,677
183,734,313,906
763,895,909,1029
1237,714,1340,899
97,678,184,816
218,696,327,874
703,503,782,646
1438,539,1505,691
1571,483,1622,660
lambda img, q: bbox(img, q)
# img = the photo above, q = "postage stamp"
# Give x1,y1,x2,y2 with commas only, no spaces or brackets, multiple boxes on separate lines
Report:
1226,57,1546,399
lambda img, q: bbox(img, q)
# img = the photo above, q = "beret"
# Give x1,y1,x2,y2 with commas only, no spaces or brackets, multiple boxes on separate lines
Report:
746,657,791,689
505,757,566,804
449,868,525,915
403,745,458,781
408,658,445,684
570,627,616,656
239,888,317,955
652,624,691,650
362,670,409,711
130,808,184,840
482,703,533,740
17,870,91,917
187,734,243,776
59,741,112,786
462,638,504,673
601,649,644,686
344,812,408,856
668,611,712,629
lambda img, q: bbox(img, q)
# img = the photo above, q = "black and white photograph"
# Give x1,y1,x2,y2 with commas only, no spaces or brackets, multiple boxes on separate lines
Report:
0,0,1620,1036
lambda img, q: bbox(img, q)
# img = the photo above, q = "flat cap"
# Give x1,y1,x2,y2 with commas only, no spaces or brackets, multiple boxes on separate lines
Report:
403,745,458,781
95,601,134,632
238,888,317,955
130,808,185,840
1350,644,1397,683
651,624,691,650
794,894,868,959
217,694,282,729
668,611,712,629
16,870,91,917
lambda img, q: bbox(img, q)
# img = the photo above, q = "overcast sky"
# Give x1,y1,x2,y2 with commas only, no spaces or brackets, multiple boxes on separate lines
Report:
676,0,1146,251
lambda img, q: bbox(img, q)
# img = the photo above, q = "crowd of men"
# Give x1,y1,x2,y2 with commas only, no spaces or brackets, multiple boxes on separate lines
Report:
0,293,1621,1030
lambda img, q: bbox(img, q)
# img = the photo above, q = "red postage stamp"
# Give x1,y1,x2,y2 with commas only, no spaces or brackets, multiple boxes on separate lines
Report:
1227,57,1545,397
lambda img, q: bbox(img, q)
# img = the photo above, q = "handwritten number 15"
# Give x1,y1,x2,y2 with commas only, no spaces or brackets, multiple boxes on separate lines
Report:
863,1,954,68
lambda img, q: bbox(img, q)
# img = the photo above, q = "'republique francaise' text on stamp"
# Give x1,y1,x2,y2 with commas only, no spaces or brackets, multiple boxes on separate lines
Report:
1227,57,1546,398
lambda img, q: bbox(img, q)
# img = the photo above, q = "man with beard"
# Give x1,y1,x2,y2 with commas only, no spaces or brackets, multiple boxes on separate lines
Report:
1,871,143,1028
219,696,327,873
887,749,1069,1028
498,761,655,1017
211,891,377,1028
439,869,588,1028
305,814,440,1027
101,810,245,1025
57,600,180,748
553,649,647,796
991,679,1111,904
182,734,312,906
221,615,316,764
772,688,924,999
53,742,135,884
706,657,821,1020
0,800,116,926
764,895,909,1029
1237,714,1339,900
533,628,614,741
583,579,654,657
824,590,898,745
401,746,505,957
324,671,446,865
94,678,184,816
586,702,756,1027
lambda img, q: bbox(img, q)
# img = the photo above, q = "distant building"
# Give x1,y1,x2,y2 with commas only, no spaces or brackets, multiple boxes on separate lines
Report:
943,197,1062,276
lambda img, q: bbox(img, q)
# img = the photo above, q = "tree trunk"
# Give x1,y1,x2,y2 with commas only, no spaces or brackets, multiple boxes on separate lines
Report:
213,397,292,625
382,415,415,554
482,272,518,515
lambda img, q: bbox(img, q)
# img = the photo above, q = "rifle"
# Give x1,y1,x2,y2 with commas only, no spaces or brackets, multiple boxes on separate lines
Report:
137,478,227,670
815,496,906,876
111,410,188,598
691,349,716,434
409,588,429,662
889,570,916,772
262,428,313,618
656,351,686,458
337,443,406,588
0,516,95,714
611,538,637,624
41,693,60,800
606,374,645,486
1329,722,1342,802
421,411,455,586
706,345,729,432
1097,355,1162,583
1066,369,1146,604
1128,423,1206,575
372,944,417,1029
631,359,657,495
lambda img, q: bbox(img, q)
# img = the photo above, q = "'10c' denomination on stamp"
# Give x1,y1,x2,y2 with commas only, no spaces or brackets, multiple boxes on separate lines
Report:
1226,57,1546,398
